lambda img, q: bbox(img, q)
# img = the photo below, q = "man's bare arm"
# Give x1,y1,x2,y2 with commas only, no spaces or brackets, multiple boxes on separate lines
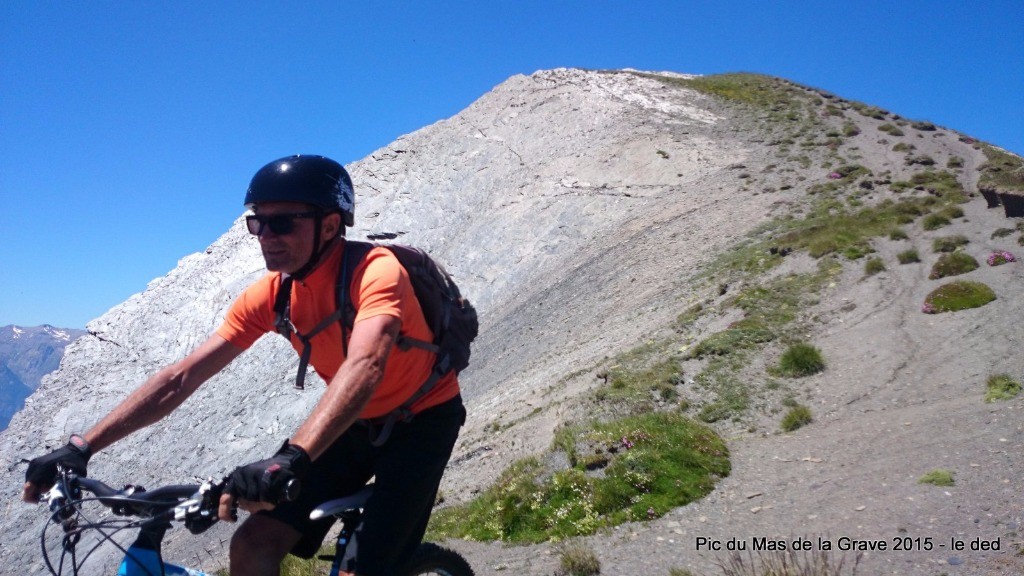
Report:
84,334,244,452
217,315,399,521
23,334,243,503
290,314,400,460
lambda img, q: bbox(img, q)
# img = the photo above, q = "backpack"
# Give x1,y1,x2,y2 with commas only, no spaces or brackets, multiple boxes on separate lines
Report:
272,240,478,445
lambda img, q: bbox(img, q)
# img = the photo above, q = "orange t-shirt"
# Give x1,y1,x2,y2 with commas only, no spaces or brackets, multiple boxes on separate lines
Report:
216,240,459,419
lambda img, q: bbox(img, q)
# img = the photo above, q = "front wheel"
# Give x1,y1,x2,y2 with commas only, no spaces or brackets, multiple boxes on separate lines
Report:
401,542,475,576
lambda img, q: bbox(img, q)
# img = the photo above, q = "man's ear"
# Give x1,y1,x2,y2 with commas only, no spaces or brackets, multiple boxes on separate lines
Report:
321,212,344,241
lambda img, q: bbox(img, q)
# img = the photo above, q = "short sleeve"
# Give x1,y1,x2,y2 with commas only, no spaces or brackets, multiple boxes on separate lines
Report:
350,248,409,324
216,274,277,349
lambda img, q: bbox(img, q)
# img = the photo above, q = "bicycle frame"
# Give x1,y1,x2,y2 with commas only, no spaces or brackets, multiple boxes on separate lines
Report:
115,521,210,576
309,484,375,576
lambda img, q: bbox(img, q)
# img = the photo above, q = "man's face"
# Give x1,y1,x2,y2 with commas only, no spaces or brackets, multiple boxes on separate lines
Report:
248,202,321,274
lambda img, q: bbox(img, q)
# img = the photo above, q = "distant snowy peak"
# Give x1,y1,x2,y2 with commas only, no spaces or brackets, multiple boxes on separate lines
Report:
42,325,72,342
2,324,85,345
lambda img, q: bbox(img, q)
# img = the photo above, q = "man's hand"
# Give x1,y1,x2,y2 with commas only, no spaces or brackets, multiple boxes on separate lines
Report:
218,492,275,522
22,435,92,503
220,441,309,521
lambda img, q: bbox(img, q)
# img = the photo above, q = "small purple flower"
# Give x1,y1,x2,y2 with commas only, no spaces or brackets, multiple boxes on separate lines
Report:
922,302,936,314
828,172,842,179
987,251,1017,266
647,507,657,519
621,436,634,450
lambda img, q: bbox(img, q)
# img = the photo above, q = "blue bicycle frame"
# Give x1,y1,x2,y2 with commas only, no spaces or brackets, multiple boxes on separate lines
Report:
114,520,210,576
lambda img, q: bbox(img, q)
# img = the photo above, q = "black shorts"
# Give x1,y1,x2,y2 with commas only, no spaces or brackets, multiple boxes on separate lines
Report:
259,395,465,576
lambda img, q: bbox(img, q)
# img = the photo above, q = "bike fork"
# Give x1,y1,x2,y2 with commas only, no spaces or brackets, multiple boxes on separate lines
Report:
326,512,360,576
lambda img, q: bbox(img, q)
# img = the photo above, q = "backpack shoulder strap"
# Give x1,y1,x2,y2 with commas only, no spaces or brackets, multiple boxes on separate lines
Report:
337,240,376,354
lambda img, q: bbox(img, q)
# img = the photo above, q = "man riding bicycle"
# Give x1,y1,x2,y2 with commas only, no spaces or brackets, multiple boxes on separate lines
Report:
23,155,467,576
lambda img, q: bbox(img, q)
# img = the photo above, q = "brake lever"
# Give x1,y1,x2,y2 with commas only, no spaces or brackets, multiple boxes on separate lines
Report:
43,468,83,550
180,478,226,534
46,467,81,522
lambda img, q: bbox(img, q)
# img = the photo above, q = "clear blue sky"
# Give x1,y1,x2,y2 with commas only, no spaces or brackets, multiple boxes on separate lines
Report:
2,1,1021,329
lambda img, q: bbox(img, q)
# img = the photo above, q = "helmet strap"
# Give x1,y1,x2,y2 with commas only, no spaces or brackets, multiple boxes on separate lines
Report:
289,212,324,281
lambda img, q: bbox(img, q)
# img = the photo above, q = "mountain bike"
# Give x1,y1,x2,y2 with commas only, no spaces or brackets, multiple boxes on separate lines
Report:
38,467,474,575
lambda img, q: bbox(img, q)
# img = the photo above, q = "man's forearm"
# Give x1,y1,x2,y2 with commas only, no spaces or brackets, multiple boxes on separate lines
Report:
289,355,382,460
289,314,399,460
84,365,198,452
84,335,242,453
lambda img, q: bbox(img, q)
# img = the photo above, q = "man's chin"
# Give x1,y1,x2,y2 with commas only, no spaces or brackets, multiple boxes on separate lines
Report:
262,258,293,273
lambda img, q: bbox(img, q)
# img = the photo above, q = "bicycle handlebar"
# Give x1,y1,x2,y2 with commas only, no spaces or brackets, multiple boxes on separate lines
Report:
44,468,300,530
76,477,205,515
43,470,223,534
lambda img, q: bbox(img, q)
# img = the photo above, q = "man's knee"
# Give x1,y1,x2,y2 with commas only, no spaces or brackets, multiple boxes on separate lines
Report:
230,514,301,574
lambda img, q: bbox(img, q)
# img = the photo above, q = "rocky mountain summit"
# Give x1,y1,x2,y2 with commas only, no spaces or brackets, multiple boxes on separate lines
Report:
0,325,85,431
1,69,1021,575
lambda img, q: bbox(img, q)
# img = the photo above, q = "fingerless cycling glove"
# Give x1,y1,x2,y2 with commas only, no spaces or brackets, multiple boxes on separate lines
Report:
25,434,92,486
227,440,310,504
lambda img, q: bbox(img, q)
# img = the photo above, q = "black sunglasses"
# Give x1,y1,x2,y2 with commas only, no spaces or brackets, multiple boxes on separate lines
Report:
245,212,318,236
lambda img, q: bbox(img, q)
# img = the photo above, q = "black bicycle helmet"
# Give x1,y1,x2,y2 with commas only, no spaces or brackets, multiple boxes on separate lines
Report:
245,154,354,226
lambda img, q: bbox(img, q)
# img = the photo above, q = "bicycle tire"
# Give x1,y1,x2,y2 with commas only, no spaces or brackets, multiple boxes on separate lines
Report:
401,542,475,576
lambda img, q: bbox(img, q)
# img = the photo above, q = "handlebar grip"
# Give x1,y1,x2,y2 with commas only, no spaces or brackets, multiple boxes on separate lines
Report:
281,478,301,503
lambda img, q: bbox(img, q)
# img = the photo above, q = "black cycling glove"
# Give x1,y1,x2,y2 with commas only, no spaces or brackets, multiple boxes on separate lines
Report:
25,434,92,487
227,440,310,504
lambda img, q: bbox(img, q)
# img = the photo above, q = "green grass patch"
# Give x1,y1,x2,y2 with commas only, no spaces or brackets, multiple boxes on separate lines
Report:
733,266,835,329
681,73,803,109
906,154,936,166
428,412,730,543
864,257,886,276
774,343,826,377
851,102,887,119
655,72,826,130
921,213,950,231
598,356,681,410
691,319,775,358
991,227,1015,239
942,205,965,219
922,212,960,230
891,170,968,203
922,280,996,313
691,354,755,423
556,542,601,576
781,404,813,432
985,373,1022,402
711,548,863,576
897,249,920,264
878,123,904,136
978,144,1024,194
918,469,955,487
932,235,969,253
772,198,944,260
928,252,979,279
